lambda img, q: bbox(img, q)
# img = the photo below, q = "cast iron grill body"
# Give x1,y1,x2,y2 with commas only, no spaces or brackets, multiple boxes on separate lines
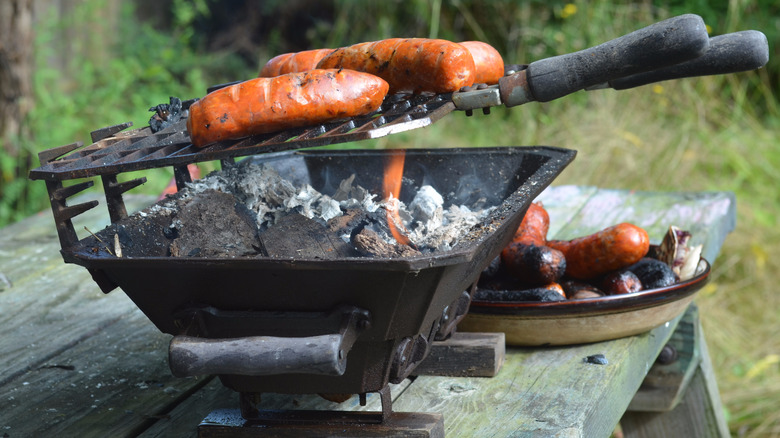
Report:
29,94,576,396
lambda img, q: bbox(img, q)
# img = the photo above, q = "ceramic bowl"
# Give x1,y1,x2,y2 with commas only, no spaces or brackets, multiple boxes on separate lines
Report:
458,258,710,346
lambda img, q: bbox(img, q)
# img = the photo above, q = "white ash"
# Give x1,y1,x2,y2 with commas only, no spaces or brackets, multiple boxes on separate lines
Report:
162,161,494,251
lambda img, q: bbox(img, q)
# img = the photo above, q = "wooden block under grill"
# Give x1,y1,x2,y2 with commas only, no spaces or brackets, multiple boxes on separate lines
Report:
412,332,505,378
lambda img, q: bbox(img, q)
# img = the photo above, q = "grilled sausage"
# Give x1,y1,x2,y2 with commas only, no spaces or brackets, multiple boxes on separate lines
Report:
561,280,605,300
187,69,389,148
501,243,566,286
627,257,677,289
459,41,504,85
547,223,650,280
259,48,335,77
509,202,549,246
473,287,566,303
501,202,566,285
544,282,566,298
316,38,476,94
599,269,643,295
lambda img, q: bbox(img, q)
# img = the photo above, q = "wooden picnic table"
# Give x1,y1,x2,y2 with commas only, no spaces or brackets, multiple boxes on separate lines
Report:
0,185,734,437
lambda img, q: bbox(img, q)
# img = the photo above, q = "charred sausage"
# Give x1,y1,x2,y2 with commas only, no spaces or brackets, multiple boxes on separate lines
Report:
547,223,650,280
459,41,504,85
599,269,643,295
627,257,678,289
561,280,606,300
473,287,566,303
187,69,389,148
316,38,476,93
501,202,566,285
259,48,335,77
501,243,566,286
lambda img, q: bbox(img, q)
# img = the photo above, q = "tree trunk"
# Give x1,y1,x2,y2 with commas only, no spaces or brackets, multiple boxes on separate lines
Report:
0,0,34,152
0,0,34,224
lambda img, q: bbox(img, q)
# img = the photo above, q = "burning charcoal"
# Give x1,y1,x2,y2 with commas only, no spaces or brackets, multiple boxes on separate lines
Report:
331,174,357,202
627,258,677,289
84,213,173,258
259,212,359,259
409,185,444,224
148,96,183,133
352,227,421,258
327,208,370,241
473,287,566,302
169,189,262,258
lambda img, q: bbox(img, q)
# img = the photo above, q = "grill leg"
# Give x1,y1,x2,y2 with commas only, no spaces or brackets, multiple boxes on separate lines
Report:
379,384,393,422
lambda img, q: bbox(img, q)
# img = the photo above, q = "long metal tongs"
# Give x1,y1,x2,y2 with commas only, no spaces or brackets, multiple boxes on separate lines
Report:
453,14,769,111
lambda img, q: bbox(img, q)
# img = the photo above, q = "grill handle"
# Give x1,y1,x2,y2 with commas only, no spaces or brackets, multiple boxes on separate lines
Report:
600,30,769,90
500,14,709,105
168,307,370,377
170,334,346,377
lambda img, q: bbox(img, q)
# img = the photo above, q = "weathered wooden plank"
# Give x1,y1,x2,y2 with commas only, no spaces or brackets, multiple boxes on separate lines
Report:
621,324,730,438
0,307,211,436
138,379,234,438
627,305,701,412
538,186,736,263
389,315,681,438
535,184,599,238
412,332,505,377
0,193,214,437
0,194,156,385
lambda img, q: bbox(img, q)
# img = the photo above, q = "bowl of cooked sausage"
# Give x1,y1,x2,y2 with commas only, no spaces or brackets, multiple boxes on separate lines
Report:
458,202,710,346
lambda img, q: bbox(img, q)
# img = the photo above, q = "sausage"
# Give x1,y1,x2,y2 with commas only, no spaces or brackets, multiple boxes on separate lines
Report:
459,41,504,85
599,269,643,295
544,282,566,298
259,48,335,77
627,258,677,289
473,287,566,303
547,223,650,280
187,69,389,148
509,202,550,246
500,202,565,285
501,242,566,286
316,38,476,94
561,280,605,300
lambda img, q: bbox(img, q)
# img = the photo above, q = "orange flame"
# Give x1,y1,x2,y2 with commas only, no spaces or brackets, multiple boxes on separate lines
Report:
383,150,412,246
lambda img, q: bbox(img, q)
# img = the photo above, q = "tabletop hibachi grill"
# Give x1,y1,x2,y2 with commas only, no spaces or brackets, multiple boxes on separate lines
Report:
28,13,768,435
31,106,575,408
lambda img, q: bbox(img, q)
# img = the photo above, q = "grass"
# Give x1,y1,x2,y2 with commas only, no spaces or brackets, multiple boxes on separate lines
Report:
6,0,779,435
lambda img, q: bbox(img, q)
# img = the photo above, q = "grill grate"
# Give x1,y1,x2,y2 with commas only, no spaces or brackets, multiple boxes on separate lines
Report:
30,93,456,182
